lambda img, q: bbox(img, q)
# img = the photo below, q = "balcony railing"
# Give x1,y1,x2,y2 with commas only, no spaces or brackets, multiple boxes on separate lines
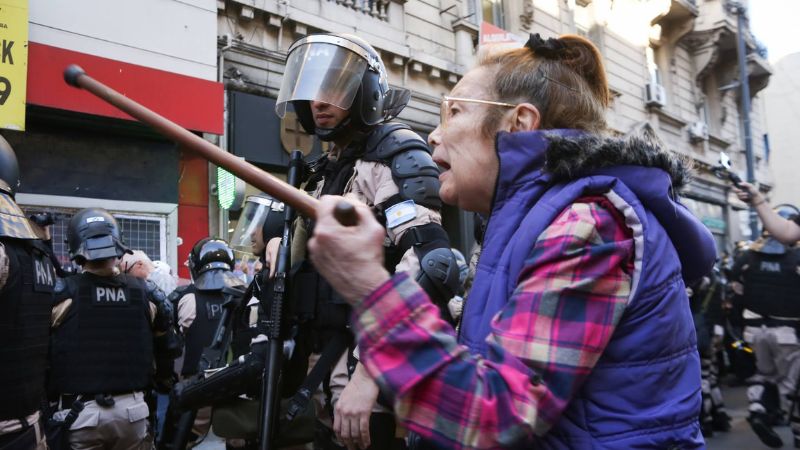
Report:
329,0,391,21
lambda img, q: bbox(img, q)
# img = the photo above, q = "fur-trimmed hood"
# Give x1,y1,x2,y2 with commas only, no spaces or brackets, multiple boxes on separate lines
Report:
543,133,693,191
493,129,716,283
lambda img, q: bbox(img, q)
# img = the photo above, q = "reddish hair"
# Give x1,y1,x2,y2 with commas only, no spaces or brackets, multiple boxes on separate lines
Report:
477,34,610,135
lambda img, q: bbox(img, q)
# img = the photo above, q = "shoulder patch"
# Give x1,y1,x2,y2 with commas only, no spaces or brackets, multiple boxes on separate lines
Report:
385,200,417,229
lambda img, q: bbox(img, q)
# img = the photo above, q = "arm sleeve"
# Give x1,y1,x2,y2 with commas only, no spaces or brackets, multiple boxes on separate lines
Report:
352,199,634,449
349,160,442,277
177,293,198,333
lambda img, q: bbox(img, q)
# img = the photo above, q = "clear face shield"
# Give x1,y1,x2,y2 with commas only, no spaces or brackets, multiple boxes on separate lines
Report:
230,195,285,257
275,36,371,118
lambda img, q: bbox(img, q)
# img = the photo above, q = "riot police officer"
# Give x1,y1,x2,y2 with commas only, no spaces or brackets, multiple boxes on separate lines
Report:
270,33,461,449
229,194,284,355
175,238,245,377
0,135,57,450
731,205,800,448
167,238,245,443
688,268,731,437
50,208,180,450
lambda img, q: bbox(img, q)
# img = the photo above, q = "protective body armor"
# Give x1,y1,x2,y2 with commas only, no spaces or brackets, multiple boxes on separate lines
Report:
180,285,227,376
51,273,153,394
296,123,455,333
741,247,800,318
0,239,57,420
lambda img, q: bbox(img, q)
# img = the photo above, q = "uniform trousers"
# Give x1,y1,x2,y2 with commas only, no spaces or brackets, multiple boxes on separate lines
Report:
0,417,46,450
746,325,800,440
54,392,151,450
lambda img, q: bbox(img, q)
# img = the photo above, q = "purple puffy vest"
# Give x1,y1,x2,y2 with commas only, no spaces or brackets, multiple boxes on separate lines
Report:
460,130,713,449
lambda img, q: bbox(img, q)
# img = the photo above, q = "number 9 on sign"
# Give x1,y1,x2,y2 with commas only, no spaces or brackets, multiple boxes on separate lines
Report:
0,77,11,106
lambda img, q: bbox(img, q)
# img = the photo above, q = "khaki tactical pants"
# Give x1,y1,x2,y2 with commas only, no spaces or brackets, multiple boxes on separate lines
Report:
54,392,151,450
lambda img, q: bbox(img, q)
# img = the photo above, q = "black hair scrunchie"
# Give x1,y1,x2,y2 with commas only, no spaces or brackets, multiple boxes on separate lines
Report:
525,33,566,59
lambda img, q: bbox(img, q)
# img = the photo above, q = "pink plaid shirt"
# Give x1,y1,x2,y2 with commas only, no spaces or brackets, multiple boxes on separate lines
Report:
353,196,635,449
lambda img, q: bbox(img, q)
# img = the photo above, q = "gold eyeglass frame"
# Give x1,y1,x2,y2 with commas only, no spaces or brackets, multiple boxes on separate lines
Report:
440,96,517,128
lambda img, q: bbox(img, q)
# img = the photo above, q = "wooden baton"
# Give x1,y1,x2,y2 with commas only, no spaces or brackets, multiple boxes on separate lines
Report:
63,64,357,225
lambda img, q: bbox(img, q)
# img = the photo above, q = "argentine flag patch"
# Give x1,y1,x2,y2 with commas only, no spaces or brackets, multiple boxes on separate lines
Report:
385,200,417,229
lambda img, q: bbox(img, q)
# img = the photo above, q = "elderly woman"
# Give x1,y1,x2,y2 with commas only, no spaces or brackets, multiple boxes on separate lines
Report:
309,34,716,449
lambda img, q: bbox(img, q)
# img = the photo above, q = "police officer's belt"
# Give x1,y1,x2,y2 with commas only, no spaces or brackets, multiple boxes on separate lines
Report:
60,392,132,409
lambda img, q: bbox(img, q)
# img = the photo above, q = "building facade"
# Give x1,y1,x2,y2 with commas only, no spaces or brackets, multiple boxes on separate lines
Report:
5,0,223,277
215,0,772,255
764,52,800,208
6,0,770,273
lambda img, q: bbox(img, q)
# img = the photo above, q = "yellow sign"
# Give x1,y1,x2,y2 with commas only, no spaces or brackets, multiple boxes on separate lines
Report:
0,0,28,131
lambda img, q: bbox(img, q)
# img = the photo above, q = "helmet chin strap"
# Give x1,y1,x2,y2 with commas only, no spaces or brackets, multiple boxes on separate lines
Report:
314,115,355,142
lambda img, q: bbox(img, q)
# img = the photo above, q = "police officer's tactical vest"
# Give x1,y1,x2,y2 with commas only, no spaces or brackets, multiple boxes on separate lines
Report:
295,123,447,336
180,285,226,376
51,273,153,395
741,247,800,318
0,239,56,420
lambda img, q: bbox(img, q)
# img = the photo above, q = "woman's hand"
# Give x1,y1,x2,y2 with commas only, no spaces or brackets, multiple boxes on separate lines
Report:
264,237,281,278
334,364,380,450
308,196,390,305
733,181,765,206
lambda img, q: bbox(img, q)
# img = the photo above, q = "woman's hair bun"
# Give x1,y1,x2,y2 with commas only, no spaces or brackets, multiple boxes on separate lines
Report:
524,33,610,108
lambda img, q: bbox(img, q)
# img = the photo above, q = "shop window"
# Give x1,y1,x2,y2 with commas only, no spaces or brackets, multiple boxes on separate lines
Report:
21,207,166,273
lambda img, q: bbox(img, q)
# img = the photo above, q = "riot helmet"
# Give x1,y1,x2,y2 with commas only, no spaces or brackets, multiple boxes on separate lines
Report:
188,238,234,279
774,204,800,223
188,237,242,290
0,135,19,198
229,194,284,256
275,33,411,141
0,135,37,240
68,208,132,263
750,204,800,254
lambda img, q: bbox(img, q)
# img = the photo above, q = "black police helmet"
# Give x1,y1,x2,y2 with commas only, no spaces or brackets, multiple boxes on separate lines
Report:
188,237,235,279
284,33,409,142
774,204,800,223
68,208,131,263
0,135,20,198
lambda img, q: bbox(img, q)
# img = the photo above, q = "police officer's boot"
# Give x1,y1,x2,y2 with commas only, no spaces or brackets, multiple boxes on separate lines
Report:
749,412,784,448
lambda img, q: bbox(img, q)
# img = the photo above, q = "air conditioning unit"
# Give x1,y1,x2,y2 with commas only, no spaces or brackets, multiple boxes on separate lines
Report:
644,82,667,108
688,121,710,142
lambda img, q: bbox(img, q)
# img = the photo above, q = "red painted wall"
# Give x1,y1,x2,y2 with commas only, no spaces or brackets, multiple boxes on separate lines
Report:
27,43,223,134
177,149,210,279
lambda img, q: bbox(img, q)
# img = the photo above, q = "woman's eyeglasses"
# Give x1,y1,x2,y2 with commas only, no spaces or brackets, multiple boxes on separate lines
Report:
439,96,517,128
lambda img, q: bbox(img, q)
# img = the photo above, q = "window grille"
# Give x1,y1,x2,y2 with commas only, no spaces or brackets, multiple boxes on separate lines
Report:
20,207,166,273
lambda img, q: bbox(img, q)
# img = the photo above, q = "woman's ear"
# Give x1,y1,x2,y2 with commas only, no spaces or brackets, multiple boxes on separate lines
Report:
510,103,540,132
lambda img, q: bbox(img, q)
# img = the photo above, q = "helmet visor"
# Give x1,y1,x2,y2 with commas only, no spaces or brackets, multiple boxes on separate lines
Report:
276,40,368,118
230,196,284,255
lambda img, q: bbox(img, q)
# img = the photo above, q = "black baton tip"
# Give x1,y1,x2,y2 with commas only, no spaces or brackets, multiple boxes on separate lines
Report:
333,201,358,227
64,65,86,87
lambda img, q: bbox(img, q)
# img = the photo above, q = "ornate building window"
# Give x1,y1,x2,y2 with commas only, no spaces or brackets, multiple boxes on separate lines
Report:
328,0,391,21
